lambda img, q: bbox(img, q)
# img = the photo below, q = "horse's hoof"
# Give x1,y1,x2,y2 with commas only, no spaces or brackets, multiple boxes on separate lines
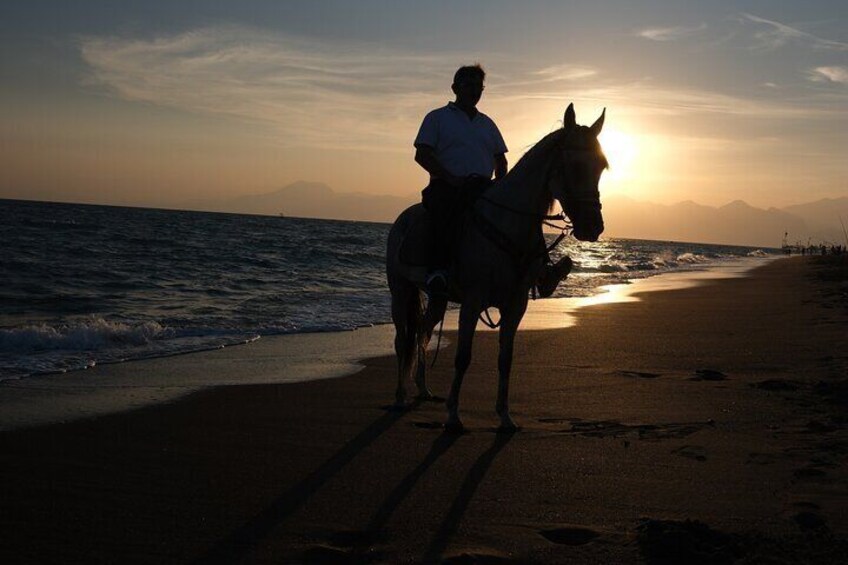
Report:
444,420,465,434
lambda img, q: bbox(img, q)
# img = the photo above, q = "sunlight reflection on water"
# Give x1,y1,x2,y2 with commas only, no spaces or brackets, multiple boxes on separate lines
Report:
443,257,775,331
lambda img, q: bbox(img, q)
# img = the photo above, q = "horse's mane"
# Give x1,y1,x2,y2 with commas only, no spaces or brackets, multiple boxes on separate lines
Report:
511,125,609,214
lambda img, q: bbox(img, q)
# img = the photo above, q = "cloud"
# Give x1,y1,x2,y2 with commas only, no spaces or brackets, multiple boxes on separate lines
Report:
738,13,848,51
531,64,598,81
808,66,848,84
79,26,459,150
637,24,707,42
498,79,839,120
78,25,845,155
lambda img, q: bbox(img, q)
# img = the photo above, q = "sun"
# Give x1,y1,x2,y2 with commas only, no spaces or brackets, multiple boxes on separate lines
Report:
598,128,638,181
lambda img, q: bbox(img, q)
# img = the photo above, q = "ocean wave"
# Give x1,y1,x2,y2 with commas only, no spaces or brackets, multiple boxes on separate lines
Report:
0,318,172,353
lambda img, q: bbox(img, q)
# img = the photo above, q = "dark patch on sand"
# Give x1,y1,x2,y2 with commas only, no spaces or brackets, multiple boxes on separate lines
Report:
326,529,384,548
298,545,357,564
617,370,662,379
637,519,743,564
539,526,600,546
793,512,828,531
638,516,848,565
753,379,802,392
547,418,710,441
691,369,728,382
440,551,520,564
746,452,780,465
793,467,828,481
413,421,444,430
814,379,848,406
805,420,839,434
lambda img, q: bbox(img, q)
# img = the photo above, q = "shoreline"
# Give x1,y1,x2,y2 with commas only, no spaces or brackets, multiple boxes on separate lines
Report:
0,256,776,432
1,255,845,563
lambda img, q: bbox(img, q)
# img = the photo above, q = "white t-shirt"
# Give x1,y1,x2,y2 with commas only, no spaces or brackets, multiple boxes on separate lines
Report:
414,102,508,179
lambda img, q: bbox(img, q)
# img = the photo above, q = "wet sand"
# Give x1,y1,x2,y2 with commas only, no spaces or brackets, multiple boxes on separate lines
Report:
1,256,846,563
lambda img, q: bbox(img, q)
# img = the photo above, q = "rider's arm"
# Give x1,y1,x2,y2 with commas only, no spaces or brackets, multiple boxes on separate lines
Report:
494,152,508,180
414,145,463,187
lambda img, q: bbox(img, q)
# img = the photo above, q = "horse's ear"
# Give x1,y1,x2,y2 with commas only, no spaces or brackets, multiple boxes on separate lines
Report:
563,103,576,130
590,108,606,136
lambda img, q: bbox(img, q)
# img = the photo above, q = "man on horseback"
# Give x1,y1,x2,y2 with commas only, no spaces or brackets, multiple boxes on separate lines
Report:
414,64,571,297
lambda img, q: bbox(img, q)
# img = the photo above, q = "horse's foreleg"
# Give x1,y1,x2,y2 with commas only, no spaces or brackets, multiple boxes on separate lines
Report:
446,301,480,432
496,296,528,431
415,295,446,400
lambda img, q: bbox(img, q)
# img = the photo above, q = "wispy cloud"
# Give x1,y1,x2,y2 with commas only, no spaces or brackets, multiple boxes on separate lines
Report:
637,24,706,42
738,13,848,51
808,66,848,84
79,26,459,150
78,25,845,155
531,64,598,81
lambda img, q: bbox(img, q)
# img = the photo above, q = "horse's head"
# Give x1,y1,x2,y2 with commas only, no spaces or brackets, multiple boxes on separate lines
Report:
547,104,607,242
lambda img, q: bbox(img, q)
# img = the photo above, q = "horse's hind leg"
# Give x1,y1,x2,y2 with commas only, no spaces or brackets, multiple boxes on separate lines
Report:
415,295,447,400
391,284,420,408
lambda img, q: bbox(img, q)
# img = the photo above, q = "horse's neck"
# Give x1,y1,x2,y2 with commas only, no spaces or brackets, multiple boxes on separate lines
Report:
481,147,552,244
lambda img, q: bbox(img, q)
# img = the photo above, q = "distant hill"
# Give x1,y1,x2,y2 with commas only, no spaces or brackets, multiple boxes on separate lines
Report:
190,181,416,223
779,197,848,241
185,181,847,248
603,195,847,248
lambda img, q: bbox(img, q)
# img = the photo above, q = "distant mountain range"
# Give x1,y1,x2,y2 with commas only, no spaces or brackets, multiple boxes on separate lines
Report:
602,195,847,248
187,181,847,248
187,181,415,224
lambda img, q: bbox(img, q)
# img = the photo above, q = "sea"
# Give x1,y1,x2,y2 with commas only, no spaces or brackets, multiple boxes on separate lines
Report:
0,198,777,382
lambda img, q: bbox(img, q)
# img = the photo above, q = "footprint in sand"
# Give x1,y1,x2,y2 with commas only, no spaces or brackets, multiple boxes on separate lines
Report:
690,369,727,381
540,527,601,546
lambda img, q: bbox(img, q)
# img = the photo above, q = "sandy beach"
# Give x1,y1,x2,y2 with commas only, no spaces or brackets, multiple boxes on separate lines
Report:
1,255,846,564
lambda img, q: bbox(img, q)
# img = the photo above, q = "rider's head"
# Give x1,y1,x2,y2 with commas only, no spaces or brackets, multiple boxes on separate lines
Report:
451,64,485,108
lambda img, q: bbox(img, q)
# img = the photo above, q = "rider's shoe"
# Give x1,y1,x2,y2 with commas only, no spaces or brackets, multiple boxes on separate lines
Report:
537,256,573,298
425,270,448,296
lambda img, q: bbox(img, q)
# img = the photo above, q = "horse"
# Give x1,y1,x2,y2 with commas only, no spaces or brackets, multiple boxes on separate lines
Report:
386,103,607,432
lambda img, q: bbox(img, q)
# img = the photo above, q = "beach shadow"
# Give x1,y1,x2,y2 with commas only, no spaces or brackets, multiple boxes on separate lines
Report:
193,401,420,564
421,432,514,563
366,432,460,534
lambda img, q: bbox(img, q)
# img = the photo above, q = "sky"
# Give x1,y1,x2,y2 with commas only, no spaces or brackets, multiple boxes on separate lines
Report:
1,0,846,211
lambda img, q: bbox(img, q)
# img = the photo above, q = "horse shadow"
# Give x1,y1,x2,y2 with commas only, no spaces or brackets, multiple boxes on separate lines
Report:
192,403,420,564
193,405,513,564
421,432,513,563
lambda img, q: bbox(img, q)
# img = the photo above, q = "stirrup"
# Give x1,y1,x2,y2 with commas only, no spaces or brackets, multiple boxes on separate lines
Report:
425,270,448,296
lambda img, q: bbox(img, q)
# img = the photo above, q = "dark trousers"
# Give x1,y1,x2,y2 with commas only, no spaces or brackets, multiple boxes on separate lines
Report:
421,177,492,269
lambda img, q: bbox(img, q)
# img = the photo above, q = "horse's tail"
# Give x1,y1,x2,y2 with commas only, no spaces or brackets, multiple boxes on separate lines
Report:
387,205,426,403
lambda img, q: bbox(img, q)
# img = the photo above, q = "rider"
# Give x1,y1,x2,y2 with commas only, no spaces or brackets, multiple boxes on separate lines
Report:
413,64,571,297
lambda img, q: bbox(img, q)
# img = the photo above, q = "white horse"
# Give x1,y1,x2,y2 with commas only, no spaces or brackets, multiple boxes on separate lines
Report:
386,103,607,432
